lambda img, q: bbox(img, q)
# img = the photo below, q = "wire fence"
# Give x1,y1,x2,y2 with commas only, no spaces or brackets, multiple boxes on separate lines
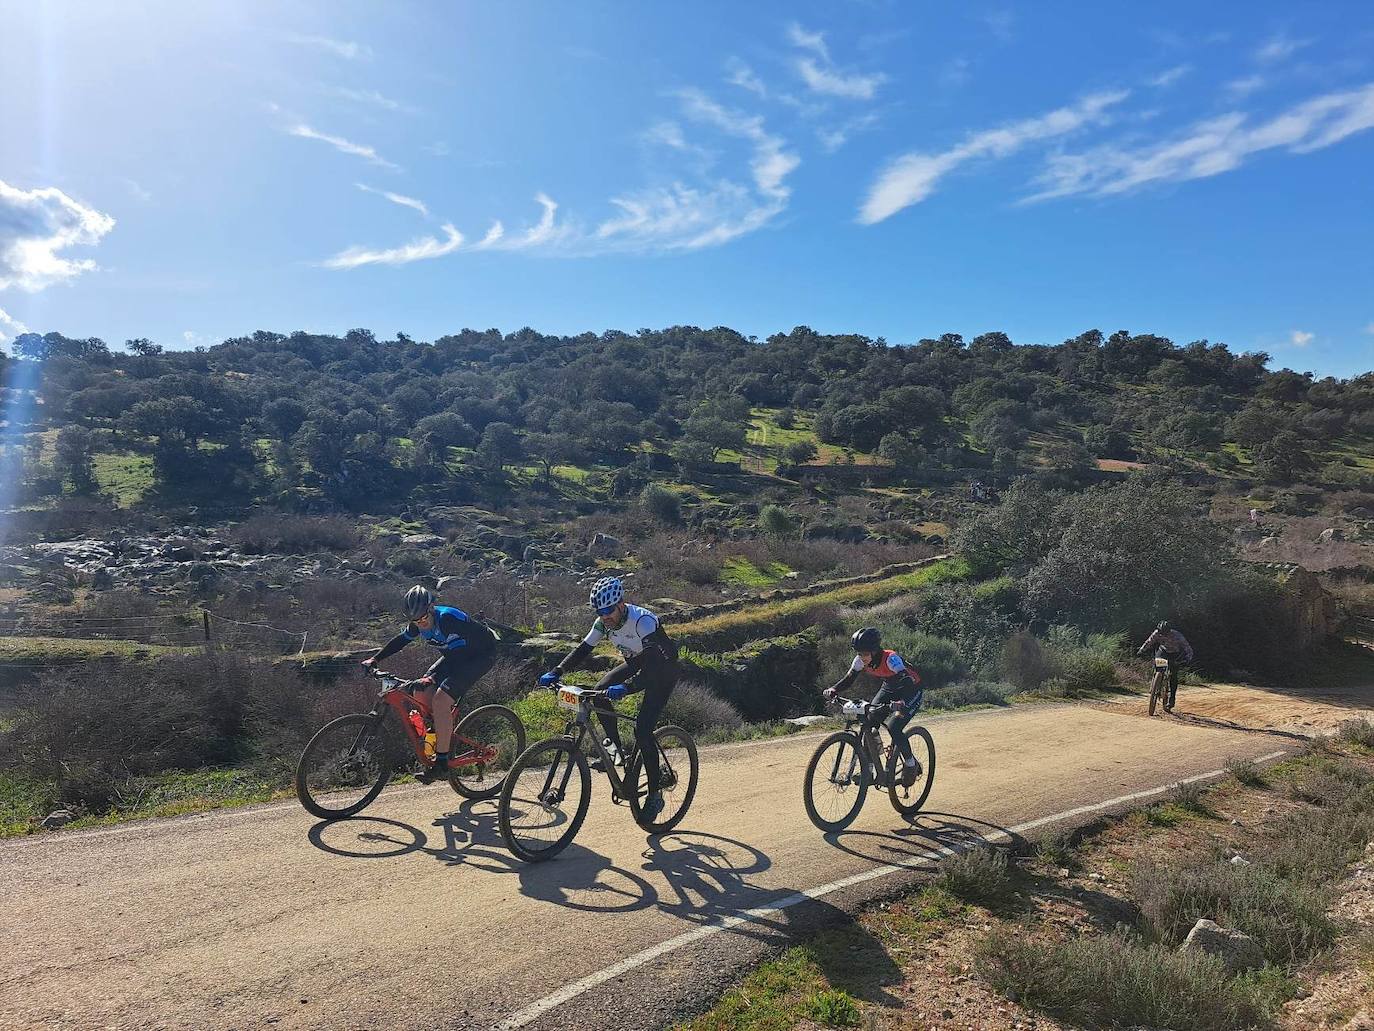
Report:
0,610,308,655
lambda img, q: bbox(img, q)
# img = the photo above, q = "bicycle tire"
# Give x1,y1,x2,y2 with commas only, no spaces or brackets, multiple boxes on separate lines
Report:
1149,671,1164,716
624,725,699,833
498,737,592,863
803,731,869,833
448,704,526,801
295,713,394,820
886,725,936,817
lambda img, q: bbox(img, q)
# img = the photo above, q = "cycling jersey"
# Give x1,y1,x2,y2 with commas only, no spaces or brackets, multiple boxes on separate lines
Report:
582,603,664,658
373,604,496,663
831,648,922,701
1138,628,1193,663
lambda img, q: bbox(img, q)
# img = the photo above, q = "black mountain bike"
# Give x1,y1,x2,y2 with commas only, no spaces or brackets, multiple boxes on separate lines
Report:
802,696,936,832
497,680,699,862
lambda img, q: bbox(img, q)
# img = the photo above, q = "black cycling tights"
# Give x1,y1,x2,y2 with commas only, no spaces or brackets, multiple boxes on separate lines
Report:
593,655,678,796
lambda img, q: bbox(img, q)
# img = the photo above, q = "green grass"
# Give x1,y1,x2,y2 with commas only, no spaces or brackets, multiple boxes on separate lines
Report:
92,451,154,507
720,556,793,588
0,637,198,663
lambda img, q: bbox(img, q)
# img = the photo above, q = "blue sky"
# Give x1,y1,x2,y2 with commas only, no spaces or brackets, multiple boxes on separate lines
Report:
1,0,1372,378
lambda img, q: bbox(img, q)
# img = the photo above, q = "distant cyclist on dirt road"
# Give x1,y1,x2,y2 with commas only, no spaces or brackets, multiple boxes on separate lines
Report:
1136,620,1194,713
363,585,498,783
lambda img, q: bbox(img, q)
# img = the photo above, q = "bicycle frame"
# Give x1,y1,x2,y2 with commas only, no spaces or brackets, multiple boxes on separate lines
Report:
832,695,923,787
366,671,497,769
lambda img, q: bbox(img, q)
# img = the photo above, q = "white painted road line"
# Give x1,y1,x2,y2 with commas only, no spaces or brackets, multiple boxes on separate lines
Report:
492,749,1288,1031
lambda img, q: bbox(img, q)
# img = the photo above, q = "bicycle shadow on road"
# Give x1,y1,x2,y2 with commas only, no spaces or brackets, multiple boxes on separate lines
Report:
306,801,659,915
637,830,776,924
820,809,1019,871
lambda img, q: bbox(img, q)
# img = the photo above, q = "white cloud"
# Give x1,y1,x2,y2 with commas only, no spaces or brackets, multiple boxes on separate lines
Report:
1028,82,1374,200
423,141,451,157
643,121,689,150
796,58,886,100
1255,33,1312,63
1148,65,1190,88
982,11,1015,42
677,90,799,199
355,183,429,217
818,112,880,153
0,179,116,291
0,305,28,343
1226,75,1266,98
285,34,371,60
1364,322,1374,336
287,124,399,170
787,23,886,100
322,224,463,269
786,23,829,61
328,87,409,112
726,58,767,97
1290,330,1314,347
859,90,1129,224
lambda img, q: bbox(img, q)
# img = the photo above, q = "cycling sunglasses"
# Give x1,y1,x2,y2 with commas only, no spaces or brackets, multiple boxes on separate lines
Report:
595,603,619,617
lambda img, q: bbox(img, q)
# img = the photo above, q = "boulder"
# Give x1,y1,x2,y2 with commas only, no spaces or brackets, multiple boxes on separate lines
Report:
41,809,74,829
588,533,624,558
1179,919,1264,975
436,575,465,593
1317,527,1343,543
400,533,446,549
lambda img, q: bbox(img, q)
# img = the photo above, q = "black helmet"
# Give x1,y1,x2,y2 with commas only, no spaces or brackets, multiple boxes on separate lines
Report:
1157,620,1171,632
851,627,881,653
404,585,435,620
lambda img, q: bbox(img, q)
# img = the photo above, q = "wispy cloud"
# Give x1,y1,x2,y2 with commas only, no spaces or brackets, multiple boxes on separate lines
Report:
285,34,371,60
287,123,399,170
643,121,690,150
355,183,428,217
818,112,880,153
327,86,410,112
726,58,767,97
1148,65,1190,88
1365,322,1374,336
1028,82,1374,201
982,10,1015,43
0,178,116,291
1226,75,1267,98
940,57,973,91
1255,33,1312,63
322,224,463,269
0,305,28,343
787,23,886,100
1290,330,1314,347
859,90,1129,224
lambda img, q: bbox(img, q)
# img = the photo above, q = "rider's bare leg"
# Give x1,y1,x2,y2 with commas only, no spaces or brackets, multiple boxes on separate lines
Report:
432,686,456,759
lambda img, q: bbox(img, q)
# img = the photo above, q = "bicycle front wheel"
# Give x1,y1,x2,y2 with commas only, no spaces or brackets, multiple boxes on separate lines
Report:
295,713,396,820
499,738,592,862
803,731,869,833
1149,671,1165,716
887,725,936,817
449,704,526,801
625,725,699,833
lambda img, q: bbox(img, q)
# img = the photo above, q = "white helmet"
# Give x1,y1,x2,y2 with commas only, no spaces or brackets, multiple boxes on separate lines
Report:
589,576,624,612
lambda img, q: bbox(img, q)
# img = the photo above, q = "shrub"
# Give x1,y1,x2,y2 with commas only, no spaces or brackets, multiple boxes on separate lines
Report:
1035,831,1078,870
231,513,362,554
1168,779,1208,814
640,483,681,524
1338,719,1374,750
1227,757,1267,787
804,989,860,1027
661,680,744,736
1000,631,1048,692
937,846,1013,907
926,680,1015,709
976,926,1273,1031
758,504,796,538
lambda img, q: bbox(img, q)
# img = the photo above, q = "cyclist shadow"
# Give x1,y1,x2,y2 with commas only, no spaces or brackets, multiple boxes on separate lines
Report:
637,830,774,924
307,801,657,915
821,810,1021,872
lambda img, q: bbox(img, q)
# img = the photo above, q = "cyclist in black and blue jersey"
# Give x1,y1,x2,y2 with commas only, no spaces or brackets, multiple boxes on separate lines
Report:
363,585,498,783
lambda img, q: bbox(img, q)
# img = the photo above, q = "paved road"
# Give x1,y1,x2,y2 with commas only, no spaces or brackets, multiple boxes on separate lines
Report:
0,702,1297,1031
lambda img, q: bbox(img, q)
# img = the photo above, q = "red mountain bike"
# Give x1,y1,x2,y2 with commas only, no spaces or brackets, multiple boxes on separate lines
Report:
295,667,525,820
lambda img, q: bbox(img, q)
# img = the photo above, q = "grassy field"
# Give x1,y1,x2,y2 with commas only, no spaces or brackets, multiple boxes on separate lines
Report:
93,451,155,507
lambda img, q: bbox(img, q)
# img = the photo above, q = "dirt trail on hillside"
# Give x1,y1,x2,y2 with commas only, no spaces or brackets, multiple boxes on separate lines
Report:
1099,677,1373,737
1,700,1363,1031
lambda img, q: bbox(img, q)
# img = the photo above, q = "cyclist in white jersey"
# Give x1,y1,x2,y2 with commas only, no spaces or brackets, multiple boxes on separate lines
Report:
539,576,679,820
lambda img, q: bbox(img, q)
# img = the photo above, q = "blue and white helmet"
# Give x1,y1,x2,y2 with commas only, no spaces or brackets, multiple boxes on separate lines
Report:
589,576,624,611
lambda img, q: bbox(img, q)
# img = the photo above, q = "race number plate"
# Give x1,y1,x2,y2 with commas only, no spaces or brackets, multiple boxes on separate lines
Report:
1154,657,1171,669
557,687,584,711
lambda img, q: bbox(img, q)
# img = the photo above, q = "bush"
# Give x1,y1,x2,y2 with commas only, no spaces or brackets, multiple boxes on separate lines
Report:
937,847,1014,907
804,989,860,1027
976,926,1274,1031
1035,831,1078,870
926,680,1015,709
758,504,796,538
1000,631,1048,692
640,483,681,524
920,583,1017,676
231,513,362,554
1228,757,1267,787
1338,719,1374,750
661,680,744,736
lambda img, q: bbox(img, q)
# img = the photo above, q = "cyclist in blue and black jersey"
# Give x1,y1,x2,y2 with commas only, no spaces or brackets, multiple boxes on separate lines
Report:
363,585,498,783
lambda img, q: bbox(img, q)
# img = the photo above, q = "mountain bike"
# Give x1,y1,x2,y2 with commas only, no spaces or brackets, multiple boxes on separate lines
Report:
802,695,936,832
1147,655,1173,716
295,667,525,820
497,680,699,862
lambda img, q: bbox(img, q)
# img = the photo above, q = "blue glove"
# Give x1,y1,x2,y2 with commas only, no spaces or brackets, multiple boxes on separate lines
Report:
538,671,559,688
606,683,628,701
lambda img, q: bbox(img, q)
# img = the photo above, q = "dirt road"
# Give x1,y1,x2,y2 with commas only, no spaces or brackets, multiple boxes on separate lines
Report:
0,701,1330,1031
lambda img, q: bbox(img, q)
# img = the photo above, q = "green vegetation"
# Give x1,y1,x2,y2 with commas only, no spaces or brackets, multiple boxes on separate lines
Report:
720,556,792,588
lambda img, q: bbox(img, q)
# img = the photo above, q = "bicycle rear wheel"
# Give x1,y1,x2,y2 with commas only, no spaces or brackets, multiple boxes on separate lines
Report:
499,738,592,862
448,704,526,801
803,731,869,832
887,725,936,817
625,725,699,833
295,713,396,820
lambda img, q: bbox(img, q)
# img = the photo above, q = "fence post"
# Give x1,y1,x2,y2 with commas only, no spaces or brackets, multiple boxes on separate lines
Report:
203,610,211,643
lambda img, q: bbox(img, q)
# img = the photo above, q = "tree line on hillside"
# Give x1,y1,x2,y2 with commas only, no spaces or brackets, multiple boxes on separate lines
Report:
2,325,1371,508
